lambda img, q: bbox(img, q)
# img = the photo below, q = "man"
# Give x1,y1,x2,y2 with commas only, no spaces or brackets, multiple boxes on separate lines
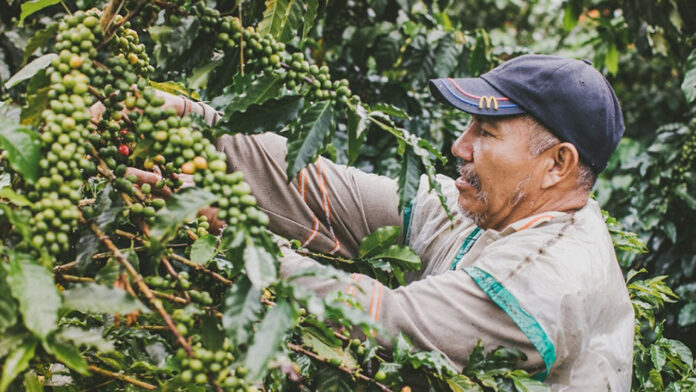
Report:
132,55,635,390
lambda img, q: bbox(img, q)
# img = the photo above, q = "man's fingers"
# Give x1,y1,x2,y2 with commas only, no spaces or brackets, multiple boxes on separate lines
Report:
125,167,161,185
89,101,106,123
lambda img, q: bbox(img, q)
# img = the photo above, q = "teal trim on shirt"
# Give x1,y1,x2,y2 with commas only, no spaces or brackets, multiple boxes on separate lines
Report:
403,202,413,245
449,227,482,270
462,266,556,381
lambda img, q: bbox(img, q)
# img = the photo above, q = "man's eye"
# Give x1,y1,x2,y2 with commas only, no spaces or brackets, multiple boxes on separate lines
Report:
481,129,494,137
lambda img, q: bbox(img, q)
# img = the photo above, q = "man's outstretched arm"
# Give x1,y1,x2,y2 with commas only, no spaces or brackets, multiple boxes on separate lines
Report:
216,132,403,258
278,245,545,373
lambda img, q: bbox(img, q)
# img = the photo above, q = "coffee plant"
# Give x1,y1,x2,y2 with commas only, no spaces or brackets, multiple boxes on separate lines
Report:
0,0,694,391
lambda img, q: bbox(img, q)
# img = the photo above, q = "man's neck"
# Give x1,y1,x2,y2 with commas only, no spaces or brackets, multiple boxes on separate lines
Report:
484,190,589,232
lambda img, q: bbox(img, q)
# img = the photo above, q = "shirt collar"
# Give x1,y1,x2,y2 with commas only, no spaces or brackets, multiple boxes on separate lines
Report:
498,211,569,236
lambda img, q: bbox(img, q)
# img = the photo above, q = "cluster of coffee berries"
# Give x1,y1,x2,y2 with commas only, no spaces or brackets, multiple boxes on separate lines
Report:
28,198,80,255
27,11,103,256
175,342,259,391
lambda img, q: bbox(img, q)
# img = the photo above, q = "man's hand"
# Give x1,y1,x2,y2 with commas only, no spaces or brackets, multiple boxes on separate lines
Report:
89,88,210,124
125,167,194,197
126,167,226,234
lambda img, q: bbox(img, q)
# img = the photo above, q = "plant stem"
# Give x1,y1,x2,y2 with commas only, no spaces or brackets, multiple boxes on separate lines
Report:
286,343,394,392
88,364,156,390
84,217,194,357
168,253,232,285
152,289,188,304
58,274,94,283
297,249,354,264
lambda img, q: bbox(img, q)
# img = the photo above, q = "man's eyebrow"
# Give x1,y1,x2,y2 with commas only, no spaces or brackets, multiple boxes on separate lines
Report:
475,116,499,130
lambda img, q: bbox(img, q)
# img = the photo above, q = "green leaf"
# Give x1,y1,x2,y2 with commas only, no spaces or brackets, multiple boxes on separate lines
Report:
678,302,696,326
286,100,334,180
0,188,31,206
4,54,56,89
674,183,696,210
0,266,18,333
0,115,41,183
22,372,42,392
302,328,358,370
20,86,49,126
302,0,318,41
20,0,60,22
0,204,32,245
0,337,37,392
258,0,305,42
245,300,295,380
447,374,483,392
347,103,369,163
95,259,120,286
200,314,224,349
398,148,420,212
0,327,30,360
223,276,263,344
43,337,89,375
358,226,401,258
432,35,460,77
315,366,354,392
150,187,217,245
562,3,580,32
244,238,277,289
62,283,148,314
372,245,421,271
191,234,217,265
279,0,305,42
662,338,693,367
77,185,122,272
372,104,410,120
510,374,550,392
604,42,619,75
651,345,667,371
6,252,60,340
57,326,115,353
228,96,304,134
23,23,58,64
188,59,222,91
222,75,285,119
682,49,696,104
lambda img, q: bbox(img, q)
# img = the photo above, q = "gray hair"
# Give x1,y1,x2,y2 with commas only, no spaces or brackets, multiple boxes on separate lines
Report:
519,115,596,191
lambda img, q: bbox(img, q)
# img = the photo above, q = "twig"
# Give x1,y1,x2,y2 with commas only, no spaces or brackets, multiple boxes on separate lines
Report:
84,217,194,357
54,261,77,272
238,2,244,76
88,364,156,390
57,274,94,283
79,198,96,206
168,253,232,285
152,289,188,304
286,343,394,392
297,249,354,264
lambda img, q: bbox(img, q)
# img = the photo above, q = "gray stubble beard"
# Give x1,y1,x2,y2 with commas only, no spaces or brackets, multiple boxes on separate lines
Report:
456,162,531,228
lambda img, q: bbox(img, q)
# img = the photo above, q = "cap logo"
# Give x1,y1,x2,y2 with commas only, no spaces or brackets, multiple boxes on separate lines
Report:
478,96,498,110
441,78,519,110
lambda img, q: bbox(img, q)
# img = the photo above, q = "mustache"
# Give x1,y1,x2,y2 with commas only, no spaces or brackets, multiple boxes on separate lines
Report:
456,161,482,193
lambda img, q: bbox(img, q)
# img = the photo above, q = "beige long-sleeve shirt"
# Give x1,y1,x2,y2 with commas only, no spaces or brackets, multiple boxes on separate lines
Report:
216,132,634,391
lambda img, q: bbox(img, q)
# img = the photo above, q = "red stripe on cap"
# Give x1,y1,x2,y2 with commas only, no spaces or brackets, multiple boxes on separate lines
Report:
447,78,510,101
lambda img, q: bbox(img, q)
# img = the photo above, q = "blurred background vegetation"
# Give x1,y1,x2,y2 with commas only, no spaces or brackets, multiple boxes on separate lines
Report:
1,0,695,388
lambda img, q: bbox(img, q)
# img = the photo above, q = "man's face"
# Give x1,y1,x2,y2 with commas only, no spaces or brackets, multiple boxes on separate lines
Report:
451,115,543,230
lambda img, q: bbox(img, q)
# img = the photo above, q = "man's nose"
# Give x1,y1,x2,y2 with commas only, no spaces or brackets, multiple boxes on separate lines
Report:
451,129,474,162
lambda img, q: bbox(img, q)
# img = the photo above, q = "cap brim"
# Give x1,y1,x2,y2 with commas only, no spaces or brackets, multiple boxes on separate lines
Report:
428,77,525,116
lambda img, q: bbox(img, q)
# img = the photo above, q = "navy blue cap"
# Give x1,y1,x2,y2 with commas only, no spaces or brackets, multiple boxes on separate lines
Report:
429,55,625,173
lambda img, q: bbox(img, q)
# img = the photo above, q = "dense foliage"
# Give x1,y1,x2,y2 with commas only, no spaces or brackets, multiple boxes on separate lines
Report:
0,0,694,391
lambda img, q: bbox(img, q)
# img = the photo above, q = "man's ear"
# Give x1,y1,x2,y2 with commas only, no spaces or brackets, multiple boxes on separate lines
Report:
540,142,580,189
